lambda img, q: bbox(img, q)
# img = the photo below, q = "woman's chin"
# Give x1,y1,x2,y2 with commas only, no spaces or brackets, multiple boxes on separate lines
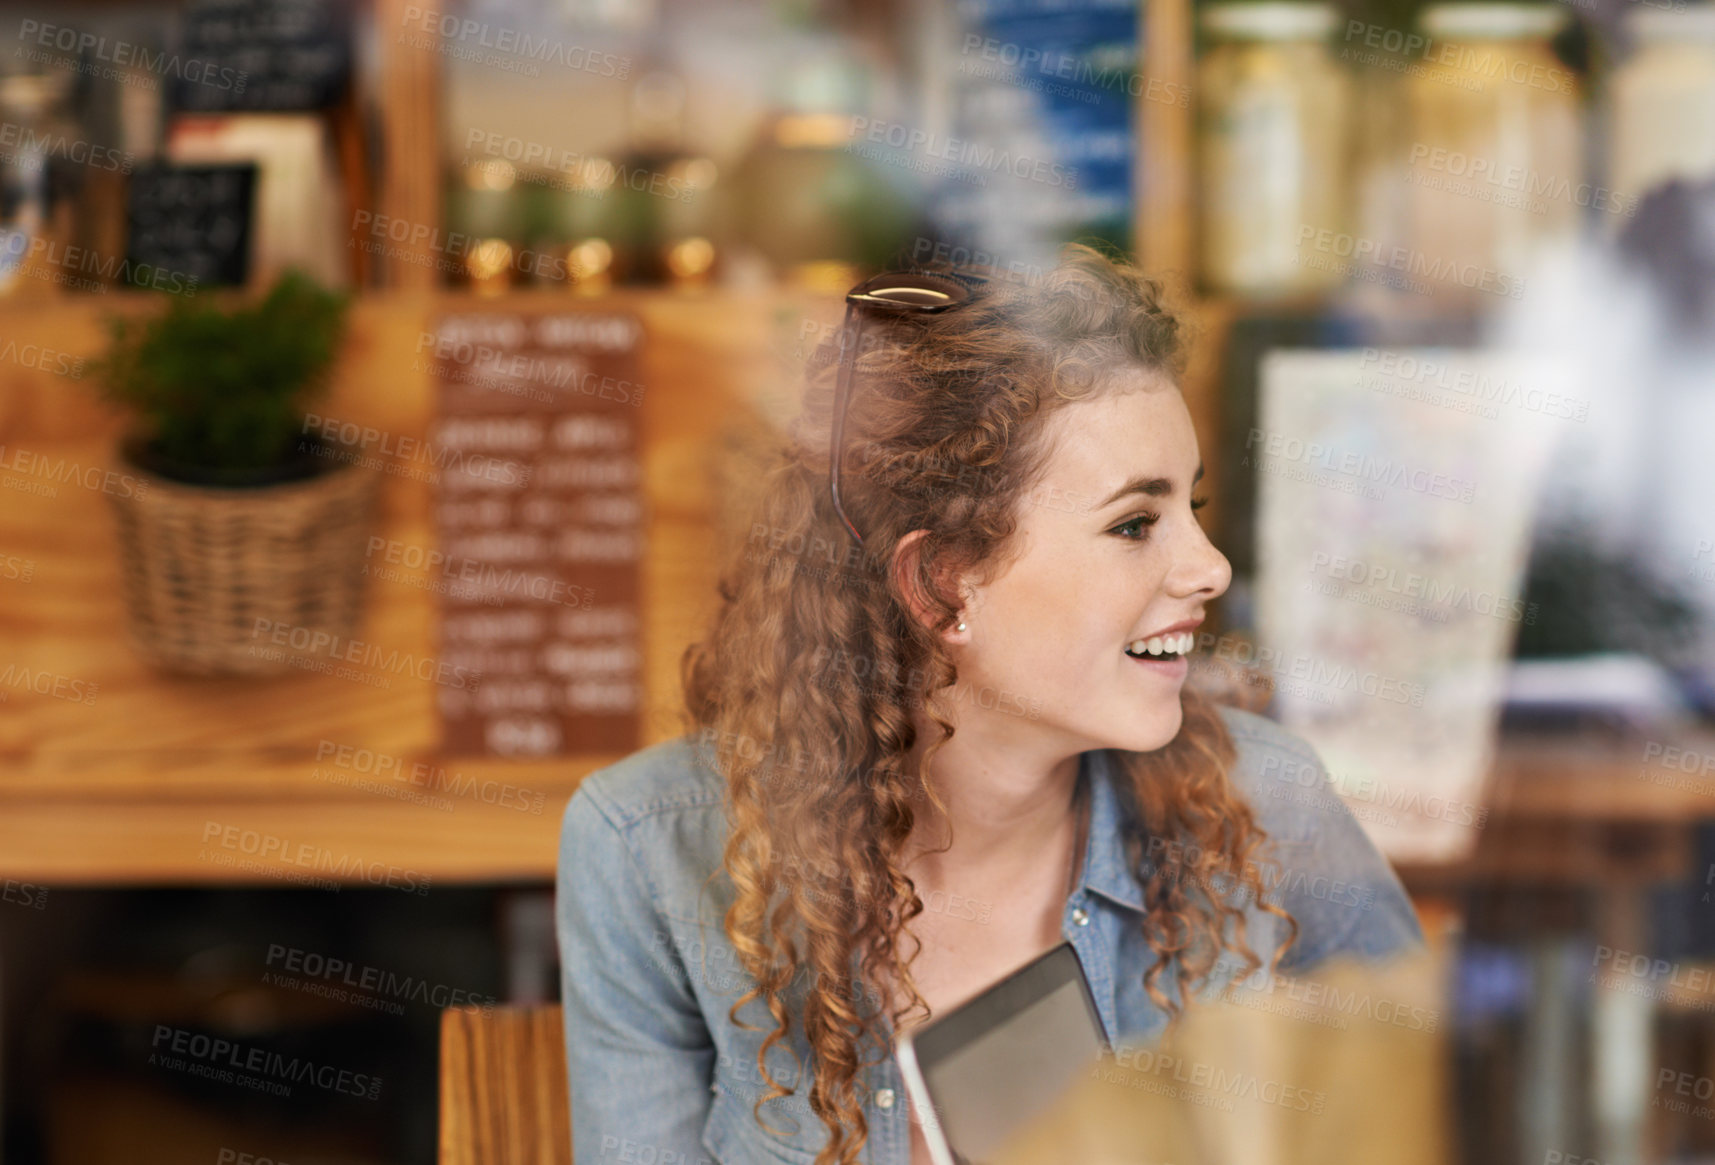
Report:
1097,702,1184,755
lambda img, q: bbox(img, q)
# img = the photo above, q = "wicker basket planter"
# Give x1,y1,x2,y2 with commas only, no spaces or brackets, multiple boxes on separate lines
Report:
107,432,379,676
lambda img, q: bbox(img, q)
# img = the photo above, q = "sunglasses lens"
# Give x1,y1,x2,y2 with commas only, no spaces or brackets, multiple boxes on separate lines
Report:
863,286,957,306
847,270,977,310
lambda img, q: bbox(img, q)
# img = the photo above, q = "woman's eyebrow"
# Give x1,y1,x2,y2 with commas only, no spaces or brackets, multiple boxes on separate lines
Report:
1096,462,1204,510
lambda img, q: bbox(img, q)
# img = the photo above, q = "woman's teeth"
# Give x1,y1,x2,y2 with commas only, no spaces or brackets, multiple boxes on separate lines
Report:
1126,632,1194,657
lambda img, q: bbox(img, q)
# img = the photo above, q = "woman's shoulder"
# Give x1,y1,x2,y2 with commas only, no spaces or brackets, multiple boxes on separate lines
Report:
1209,703,1426,967
1214,703,1344,843
1210,700,1374,852
563,732,728,830
1215,702,1324,768
557,733,732,925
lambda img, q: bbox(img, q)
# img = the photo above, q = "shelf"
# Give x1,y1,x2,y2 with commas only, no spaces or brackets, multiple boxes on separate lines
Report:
4,285,1699,887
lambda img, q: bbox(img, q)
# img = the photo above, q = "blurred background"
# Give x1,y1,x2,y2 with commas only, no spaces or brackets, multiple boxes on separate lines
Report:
0,0,1713,1162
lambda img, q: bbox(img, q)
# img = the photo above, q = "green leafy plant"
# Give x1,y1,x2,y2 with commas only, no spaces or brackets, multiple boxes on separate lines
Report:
1515,521,1702,667
92,269,350,476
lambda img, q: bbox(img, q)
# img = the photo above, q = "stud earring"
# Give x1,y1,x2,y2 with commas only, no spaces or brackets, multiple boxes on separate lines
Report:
956,621,967,632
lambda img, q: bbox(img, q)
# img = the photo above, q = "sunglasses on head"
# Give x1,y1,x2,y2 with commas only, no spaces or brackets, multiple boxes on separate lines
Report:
829,268,987,546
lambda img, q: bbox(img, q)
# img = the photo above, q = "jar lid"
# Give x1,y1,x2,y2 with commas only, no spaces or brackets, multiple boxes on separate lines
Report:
1201,3,1340,40
1420,3,1569,39
1626,4,1715,42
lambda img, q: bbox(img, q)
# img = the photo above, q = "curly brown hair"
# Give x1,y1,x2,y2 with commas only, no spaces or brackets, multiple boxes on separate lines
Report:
678,241,1297,1165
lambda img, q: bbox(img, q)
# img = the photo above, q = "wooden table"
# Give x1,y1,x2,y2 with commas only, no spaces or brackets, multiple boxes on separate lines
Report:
1396,724,1715,1165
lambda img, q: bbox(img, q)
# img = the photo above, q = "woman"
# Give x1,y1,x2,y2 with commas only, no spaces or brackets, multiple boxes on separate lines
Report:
556,244,1423,1165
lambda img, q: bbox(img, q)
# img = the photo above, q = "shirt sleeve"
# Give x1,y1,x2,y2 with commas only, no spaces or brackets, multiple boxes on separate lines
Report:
557,784,717,1165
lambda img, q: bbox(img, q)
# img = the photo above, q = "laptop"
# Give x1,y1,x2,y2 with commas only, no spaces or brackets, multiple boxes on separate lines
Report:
894,941,1110,1165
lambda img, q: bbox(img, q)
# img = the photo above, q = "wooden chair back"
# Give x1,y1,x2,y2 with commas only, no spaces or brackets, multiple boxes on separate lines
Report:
439,1003,572,1165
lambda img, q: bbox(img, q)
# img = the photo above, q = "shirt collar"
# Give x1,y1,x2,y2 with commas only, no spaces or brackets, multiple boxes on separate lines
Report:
1076,748,1146,914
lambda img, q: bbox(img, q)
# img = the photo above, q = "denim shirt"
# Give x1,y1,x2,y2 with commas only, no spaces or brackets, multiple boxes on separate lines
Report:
555,704,1424,1165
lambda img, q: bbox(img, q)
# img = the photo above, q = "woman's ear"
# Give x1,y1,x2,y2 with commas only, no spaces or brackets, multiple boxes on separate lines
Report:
890,529,971,641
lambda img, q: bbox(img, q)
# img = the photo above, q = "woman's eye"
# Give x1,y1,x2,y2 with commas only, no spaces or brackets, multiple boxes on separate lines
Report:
1111,513,1160,541
1191,494,1209,512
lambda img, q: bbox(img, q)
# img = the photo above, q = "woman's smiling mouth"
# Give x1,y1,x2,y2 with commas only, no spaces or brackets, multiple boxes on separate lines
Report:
1123,619,1201,677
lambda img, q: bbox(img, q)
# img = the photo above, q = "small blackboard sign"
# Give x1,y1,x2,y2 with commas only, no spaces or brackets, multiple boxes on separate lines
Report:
125,163,257,290
170,0,351,114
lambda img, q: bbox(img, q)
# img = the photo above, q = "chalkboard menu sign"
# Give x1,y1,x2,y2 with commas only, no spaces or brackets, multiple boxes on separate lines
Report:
428,312,646,757
126,163,257,290
171,0,352,113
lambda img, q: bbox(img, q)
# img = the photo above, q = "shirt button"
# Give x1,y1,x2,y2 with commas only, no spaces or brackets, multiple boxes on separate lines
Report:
876,1088,895,1109
1072,907,1090,927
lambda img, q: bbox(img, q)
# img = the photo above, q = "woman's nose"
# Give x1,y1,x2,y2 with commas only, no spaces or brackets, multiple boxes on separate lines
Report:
1169,521,1232,600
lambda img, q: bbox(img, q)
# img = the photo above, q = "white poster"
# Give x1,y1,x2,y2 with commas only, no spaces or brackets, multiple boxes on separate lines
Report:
1250,348,1577,863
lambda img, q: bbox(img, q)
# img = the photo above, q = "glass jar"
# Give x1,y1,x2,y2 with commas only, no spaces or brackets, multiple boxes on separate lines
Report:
1609,6,1715,202
0,72,77,297
445,159,523,294
1405,3,1580,295
1197,2,1350,296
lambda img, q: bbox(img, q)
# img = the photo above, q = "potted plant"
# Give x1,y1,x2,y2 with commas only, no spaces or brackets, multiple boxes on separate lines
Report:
92,269,379,675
